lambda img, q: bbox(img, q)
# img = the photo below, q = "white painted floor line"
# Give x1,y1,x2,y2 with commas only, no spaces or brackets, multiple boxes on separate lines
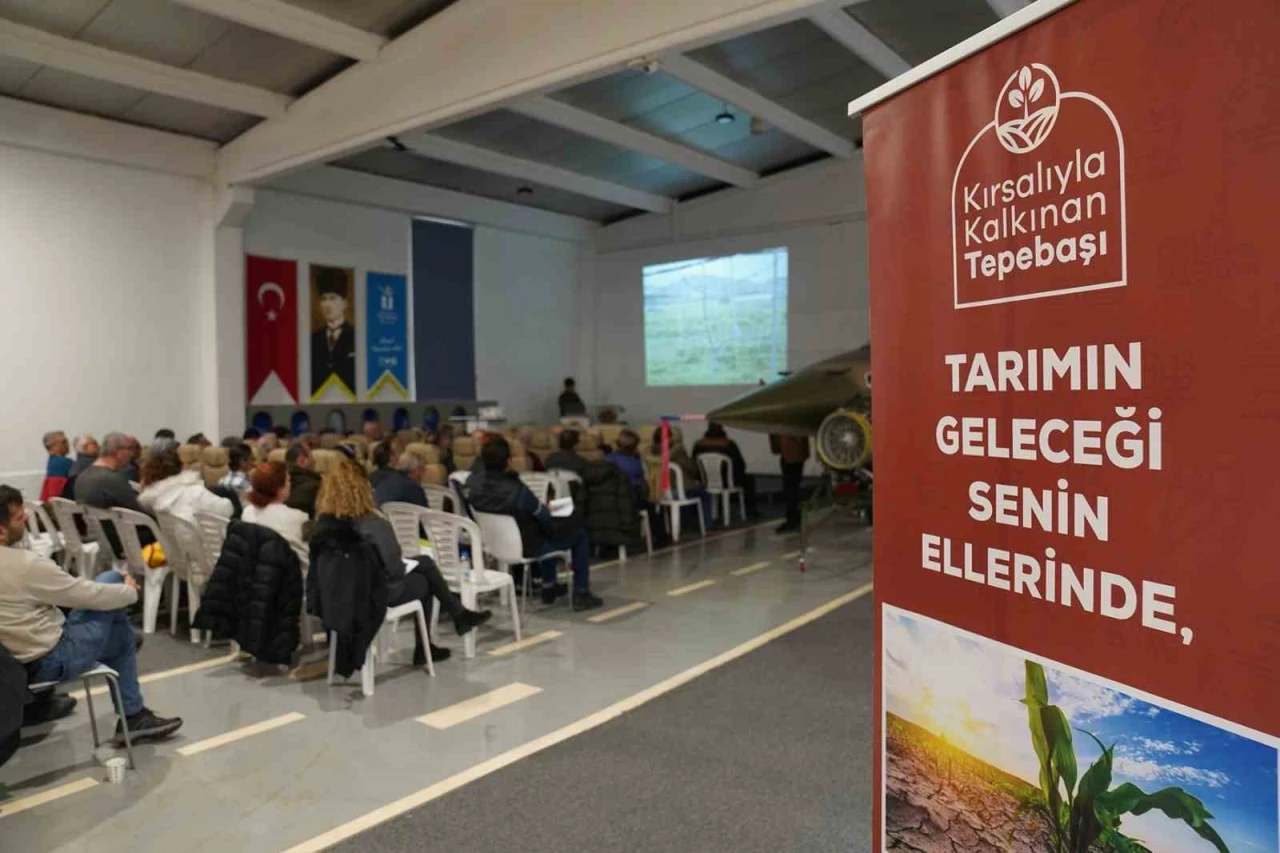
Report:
417,683,542,730
666,579,717,597
586,601,650,623
71,652,239,699
486,630,562,657
730,561,773,577
176,712,306,757
283,582,874,853
0,777,98,819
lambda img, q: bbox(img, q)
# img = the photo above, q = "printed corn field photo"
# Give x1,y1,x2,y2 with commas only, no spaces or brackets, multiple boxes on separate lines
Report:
883,607,1278,853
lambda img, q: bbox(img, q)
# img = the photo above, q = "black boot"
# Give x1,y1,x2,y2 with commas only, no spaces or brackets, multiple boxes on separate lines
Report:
454,609,492,636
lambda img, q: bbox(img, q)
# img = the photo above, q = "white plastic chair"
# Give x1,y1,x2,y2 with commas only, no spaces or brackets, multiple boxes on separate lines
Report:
328,599,437,696
517,472,553,504
193,510,230,565
658,464,706,543
448,470,471,489
547,469,582,503
24,500,61,560
420,508,519,658
697,452,745,526
111,508,176,635
156,511,214,643
82,505,126,573
471,510,572,619
45,497,98,576
27,663,135,768
382,501,426,557
423,483,464,515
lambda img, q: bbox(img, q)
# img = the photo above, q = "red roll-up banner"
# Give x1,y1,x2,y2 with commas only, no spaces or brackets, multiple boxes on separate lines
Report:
246,254,298,405
863,1,1280,850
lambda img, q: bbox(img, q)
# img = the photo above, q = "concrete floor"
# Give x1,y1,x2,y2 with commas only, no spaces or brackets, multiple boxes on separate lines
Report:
0,519,873,853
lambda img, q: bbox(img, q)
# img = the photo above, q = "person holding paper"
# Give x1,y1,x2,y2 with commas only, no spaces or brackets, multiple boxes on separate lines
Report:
465,437,604,612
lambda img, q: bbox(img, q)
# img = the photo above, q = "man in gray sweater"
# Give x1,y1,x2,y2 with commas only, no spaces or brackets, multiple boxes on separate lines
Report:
75,432,153,557
0,486,181,744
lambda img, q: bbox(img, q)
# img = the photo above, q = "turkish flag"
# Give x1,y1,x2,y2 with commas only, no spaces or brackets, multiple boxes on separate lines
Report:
246,255,298,405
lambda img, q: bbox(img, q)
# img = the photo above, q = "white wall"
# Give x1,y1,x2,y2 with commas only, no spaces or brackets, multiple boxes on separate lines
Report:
0,144,213,495
242,188,588,424
585,157,870,473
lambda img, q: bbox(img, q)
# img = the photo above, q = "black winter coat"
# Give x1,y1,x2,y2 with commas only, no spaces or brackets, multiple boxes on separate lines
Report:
306,517,388,678
582,460,639,546
0,643,28,768
192,521,303,665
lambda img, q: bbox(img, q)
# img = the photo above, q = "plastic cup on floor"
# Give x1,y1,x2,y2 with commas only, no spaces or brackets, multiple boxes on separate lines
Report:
105,757,127,784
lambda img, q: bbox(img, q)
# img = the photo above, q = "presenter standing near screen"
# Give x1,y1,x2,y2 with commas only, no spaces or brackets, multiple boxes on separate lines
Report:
558,377,586,417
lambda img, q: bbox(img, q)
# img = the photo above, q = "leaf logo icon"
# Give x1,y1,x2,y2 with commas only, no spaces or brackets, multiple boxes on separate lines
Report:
994,62,1061,153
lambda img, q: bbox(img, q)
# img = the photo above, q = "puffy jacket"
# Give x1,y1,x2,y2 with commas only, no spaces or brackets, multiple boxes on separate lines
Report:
307,517,387,678
466,468,585,557
139,470,233,524
192,521,302,665
582,460,638,546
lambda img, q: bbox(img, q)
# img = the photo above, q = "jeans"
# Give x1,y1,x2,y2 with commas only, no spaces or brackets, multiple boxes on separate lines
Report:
29,571,143,716
538,527,590,591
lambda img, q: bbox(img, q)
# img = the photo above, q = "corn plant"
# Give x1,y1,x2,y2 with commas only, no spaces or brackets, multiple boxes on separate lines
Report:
1021,661,1230,853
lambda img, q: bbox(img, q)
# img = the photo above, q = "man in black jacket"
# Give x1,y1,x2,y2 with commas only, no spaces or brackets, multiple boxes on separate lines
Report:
465,438,603,612
373,453,428,508
285,445,323,518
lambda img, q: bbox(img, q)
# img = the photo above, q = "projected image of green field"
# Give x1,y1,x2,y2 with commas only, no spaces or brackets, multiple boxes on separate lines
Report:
643,247,788,387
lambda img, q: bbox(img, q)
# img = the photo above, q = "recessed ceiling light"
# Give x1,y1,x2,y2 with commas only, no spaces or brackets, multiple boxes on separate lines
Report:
516,185,534,196
715,102,736,125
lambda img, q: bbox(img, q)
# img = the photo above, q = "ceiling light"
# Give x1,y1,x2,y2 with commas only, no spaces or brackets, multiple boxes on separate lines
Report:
516,185,534,196
715,103,736,125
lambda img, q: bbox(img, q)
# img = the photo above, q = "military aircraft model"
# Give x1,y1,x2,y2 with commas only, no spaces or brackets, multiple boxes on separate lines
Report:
705,344,874,566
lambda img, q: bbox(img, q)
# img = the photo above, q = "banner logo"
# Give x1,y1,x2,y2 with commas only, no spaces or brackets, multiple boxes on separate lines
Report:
952,63,1126,309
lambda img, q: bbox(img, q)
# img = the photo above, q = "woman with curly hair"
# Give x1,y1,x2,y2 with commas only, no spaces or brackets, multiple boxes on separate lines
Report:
310,459,489,665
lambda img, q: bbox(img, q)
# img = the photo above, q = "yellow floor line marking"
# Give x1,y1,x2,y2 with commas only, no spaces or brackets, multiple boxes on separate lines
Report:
70,652,239,699
730,561,772,577
666,579,716,597
586,602,650,623
0,777,98,819
283,582,874,853
780,550,806,559
486,630,562,657
417,683,541,730
177,712,306,757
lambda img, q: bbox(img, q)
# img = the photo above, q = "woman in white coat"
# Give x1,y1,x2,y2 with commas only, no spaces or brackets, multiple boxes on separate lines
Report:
139,447,233,523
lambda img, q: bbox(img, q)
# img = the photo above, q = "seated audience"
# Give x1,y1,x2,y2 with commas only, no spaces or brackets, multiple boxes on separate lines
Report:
373,452,428,508
368,441,396,490
219,444,253,491
272,426,290,442
186,432,211,448
259,433,280,454
240,463,310,566
362,421,382,442
120,436,142,483
139,447,232,524
692,423,758,518
436,425,456,474
284,446,322,518
242,428,261,441
0,486,182,742
310,460,490,663
650,431,712,516
466,437,603,611
546,429,588,475
77,433,151,517
606,429,647,494
558,377,586,417
42,431,72,501
154,428,176,441
62,434,100,500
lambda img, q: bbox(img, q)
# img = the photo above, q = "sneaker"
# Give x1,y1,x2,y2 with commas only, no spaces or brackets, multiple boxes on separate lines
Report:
540,582,569,605
115,708,182,745
453,609,492,636
429,643,452,663
572,590,605,612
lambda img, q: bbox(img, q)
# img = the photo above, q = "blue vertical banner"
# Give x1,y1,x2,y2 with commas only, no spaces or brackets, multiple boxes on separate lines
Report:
365,271,409,400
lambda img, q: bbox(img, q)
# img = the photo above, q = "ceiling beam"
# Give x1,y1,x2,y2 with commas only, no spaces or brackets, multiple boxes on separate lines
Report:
214,0,840,185
399,134,673,214
167,0,386,61
807,5,910,79
510,96,758,189
986,0,1031,16
0,19,292,117
658,52,854,158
